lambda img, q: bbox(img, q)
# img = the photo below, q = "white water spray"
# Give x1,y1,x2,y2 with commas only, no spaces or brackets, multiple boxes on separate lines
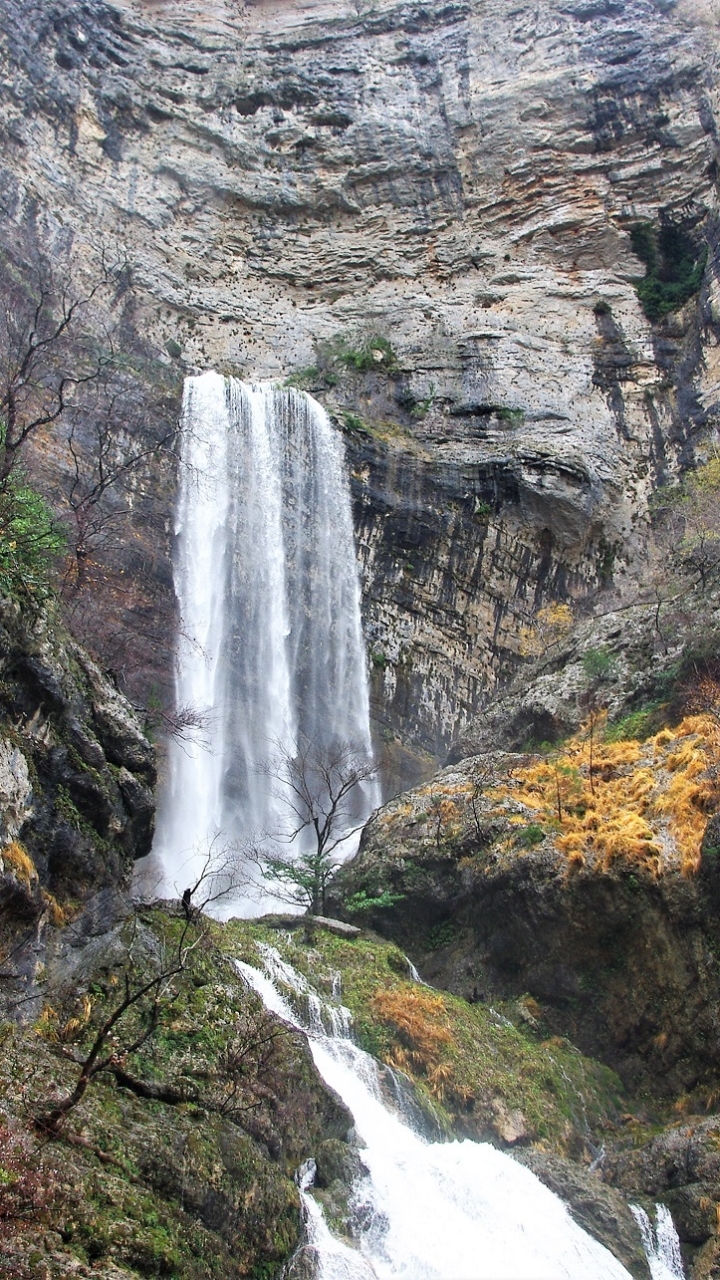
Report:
239,945,652,1280
631,1206,686,1280
142,373,377,910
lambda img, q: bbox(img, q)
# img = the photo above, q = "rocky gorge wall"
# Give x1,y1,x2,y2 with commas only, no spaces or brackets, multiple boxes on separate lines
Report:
0,0,718,759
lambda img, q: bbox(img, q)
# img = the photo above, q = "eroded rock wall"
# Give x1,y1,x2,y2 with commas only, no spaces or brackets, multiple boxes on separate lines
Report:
0,0,717,752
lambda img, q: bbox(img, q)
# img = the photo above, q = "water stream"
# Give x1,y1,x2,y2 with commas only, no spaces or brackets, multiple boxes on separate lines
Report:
141,373,377,909
139,372,686,1279
238,945,683,1280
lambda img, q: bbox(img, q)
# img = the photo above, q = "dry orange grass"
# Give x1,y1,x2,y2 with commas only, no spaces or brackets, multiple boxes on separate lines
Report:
500,715,718,875
41,892,69,927
0,841,37,885
372,986,455,1091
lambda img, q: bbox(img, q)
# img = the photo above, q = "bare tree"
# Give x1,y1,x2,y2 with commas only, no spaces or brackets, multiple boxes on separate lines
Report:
253,737,378,916
176,835,250,919
62,385,176,592
35,915,203,1135
0,243,118,485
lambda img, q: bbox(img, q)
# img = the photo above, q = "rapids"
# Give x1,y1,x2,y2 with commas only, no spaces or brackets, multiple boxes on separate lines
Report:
238,944,683,1280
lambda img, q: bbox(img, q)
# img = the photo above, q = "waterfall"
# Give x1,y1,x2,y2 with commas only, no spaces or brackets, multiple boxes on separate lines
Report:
631,1206,686,1280
142,372,377,911
238,945,660,1280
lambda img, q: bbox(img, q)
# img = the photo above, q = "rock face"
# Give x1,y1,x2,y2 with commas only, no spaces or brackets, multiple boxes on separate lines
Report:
330,751,720,1096
604,1118,720,1276
0,0,717,754
0,596,156,918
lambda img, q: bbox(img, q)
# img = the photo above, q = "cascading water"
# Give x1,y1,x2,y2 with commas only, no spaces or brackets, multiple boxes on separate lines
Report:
141,372,377,910
238,944,685,1280
631,1206,687,1280
136,370,688,1280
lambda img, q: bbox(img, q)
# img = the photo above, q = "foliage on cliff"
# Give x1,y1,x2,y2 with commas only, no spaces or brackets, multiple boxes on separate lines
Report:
397,703,717,879
631,219,707,321
486,713,718,876
0,908,350,1279
227,923,625,1156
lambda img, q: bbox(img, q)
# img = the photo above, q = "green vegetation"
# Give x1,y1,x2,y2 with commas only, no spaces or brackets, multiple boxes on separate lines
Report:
342,411,367,434
410,384,436,418
581,646,616,683
515,823,546,849
495,406,524,424
332,334,397,373
0,472,65,599
284,365,322,390
227,925,626,1151
605,705,666,743
426,920,457,951
311,333,398,385
631,220,707,321
345,888,405,915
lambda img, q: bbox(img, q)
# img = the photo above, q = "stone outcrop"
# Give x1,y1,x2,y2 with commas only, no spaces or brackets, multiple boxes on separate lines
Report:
0,0,716,753
0,595,156,919
330,750,720,1096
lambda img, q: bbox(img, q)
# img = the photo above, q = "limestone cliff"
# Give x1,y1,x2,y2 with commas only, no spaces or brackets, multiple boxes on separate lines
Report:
0,0,717,758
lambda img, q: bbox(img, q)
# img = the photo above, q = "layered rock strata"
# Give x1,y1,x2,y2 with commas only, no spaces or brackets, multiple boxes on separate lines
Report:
0,0,717,750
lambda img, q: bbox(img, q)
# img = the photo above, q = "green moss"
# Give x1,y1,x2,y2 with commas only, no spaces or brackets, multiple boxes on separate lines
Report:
225,925,627,1151
54,785,108,848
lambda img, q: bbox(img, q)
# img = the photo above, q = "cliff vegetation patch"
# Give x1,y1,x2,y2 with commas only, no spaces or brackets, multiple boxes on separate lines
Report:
490,712,718,876
630,218,707,321
227,924,626,1154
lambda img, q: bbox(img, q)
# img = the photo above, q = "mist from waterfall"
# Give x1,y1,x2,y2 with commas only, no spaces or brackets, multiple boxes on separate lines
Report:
142,372,376,911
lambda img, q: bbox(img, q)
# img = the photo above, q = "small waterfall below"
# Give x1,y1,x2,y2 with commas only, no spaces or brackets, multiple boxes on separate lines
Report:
631,1206,686,1280
142,371,377,911
238,945,665,1280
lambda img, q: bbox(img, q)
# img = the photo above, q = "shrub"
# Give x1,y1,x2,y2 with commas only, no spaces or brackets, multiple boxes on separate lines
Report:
631,220,707,321
317,333,398,379
342,411,366,434
426,920,457,951
516,823,546,848
0,1122,60,1220
519,602,575,658
582,647,616,682
0,473,65,598
345,889,405,915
